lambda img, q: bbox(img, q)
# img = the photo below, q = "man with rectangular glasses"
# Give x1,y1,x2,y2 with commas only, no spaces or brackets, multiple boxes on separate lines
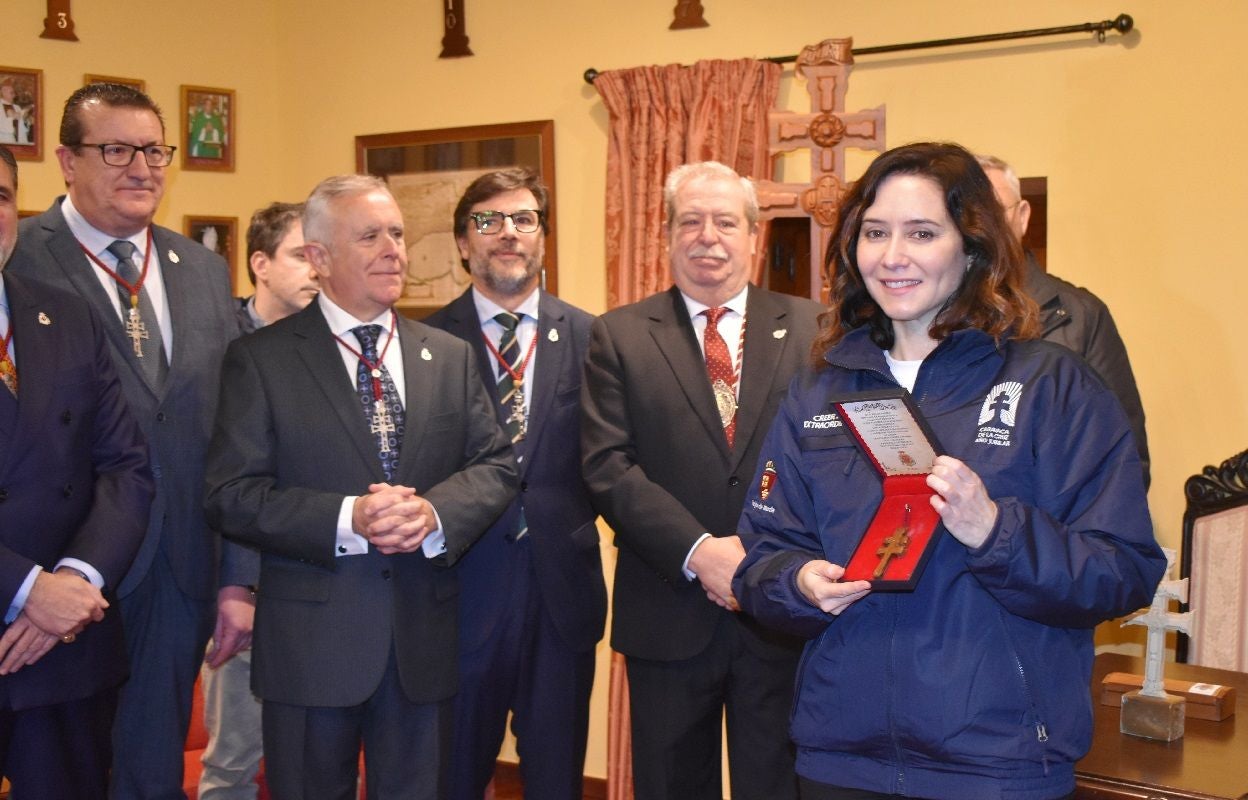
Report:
426,168,606,800
12,82,250,800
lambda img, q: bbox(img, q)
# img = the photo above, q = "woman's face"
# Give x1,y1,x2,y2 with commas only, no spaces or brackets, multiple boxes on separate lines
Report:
856,173,967,350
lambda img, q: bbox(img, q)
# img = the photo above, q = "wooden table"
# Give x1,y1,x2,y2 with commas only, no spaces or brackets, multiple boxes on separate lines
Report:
1076,653,1247,800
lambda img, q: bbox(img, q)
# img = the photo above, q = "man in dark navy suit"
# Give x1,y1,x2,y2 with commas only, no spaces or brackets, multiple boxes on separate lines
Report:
426,168,606,800
0,144,152,796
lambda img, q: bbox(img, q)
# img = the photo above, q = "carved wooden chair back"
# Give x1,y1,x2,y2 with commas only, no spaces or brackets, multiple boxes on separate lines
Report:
1178,448,1248,669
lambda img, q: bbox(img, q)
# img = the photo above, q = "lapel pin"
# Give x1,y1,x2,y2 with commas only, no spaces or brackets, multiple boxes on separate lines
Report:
38,312,51,325
420,347,432,361
547,328,559,342
773,328,787,339
168,250,180,264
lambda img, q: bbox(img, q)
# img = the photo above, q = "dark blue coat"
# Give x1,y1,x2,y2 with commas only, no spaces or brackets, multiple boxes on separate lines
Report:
734,326,1165,800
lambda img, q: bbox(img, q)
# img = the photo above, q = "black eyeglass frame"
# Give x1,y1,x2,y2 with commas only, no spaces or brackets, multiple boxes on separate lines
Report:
75,142,178,167
467,209,544,236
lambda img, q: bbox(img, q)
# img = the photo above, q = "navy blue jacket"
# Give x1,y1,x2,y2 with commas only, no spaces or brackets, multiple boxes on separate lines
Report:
734,326,1165,800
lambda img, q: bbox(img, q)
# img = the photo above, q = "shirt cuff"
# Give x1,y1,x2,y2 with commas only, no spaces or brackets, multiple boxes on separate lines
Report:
682,532,713,581
421,504,447,559
5,566,42,624
55,557,105,589
336,497,370,556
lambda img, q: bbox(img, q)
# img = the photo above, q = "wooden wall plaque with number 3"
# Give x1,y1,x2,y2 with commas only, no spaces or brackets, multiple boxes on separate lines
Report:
41,0,78,41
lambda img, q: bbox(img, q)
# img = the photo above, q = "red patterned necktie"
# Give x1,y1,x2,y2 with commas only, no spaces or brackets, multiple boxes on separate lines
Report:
702,307,736,447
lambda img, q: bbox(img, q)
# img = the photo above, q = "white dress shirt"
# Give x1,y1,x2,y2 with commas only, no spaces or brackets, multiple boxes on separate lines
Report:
318,293,445,559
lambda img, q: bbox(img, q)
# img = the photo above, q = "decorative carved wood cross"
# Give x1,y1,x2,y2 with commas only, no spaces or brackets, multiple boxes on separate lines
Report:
440,0,472,58
41,0,78,41
755,39,886,299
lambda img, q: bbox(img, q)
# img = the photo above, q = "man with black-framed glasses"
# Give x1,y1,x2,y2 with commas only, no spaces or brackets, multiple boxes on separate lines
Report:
12,82,251,800
426,168,605,800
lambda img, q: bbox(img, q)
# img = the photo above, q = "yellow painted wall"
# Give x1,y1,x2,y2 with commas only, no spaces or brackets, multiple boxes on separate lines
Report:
8,0,1247,786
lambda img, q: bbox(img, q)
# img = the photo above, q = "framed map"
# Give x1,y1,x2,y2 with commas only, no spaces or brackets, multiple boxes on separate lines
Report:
355,120,556,317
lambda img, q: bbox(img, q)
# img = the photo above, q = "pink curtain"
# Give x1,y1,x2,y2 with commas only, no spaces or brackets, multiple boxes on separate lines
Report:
596,59,782,309
594,59,782,800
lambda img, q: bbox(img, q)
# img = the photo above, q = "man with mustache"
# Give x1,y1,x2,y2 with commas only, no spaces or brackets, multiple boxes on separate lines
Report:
581,161,823,800
425,168,605,800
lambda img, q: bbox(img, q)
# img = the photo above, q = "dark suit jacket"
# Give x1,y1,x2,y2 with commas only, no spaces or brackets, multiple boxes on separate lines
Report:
13,199,251,600
581,285,822,661
1023,255,1150,487
425,289,606,654
203,301,519,707
0,272,152,710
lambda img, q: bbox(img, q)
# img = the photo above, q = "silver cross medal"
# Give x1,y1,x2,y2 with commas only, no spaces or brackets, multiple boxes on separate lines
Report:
507,383,528,440
124,301,149,357
369,368,396,453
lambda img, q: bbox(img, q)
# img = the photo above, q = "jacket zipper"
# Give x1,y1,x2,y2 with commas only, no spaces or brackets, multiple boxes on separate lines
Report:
997,608,1051,774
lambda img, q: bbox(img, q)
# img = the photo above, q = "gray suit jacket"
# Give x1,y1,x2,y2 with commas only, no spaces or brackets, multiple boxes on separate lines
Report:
13,198,250,600
204,302,519,707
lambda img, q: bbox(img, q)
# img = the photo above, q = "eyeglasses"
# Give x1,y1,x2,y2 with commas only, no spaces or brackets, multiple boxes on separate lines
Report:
468,210,542,235
77,143,177,167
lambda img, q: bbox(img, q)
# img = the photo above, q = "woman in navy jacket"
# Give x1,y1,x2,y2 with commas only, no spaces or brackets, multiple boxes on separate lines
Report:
733,142,1165,800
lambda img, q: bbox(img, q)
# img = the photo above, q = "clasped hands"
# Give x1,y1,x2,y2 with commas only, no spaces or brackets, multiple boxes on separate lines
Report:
0,569,107,675
353,483,436,554
688,535,747,612
797,455,999,614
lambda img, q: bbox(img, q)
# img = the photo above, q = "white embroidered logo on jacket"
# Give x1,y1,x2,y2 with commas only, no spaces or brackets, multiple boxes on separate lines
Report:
975,381,1023,447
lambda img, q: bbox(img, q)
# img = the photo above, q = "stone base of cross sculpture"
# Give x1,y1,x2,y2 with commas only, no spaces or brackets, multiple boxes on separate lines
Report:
1121,690,1185,742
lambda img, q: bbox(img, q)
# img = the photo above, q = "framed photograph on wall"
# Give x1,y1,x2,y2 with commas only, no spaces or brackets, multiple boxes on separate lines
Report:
84,74,147,93
355,120,556,317
0,66,42,161
184,215,238,292
180,85,235,172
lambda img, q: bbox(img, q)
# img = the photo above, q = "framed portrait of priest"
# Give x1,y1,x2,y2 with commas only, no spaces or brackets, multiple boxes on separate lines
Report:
181,85,235,172
0,66,42,161
185,215,239,292
355,120,557,318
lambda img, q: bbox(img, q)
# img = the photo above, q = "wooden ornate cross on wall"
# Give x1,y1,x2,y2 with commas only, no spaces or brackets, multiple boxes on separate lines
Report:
755,39,886,301
41,0,78,41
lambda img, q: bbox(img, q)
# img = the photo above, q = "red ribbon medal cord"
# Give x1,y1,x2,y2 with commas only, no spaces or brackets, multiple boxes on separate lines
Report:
482,325,538,387
332,310,399,405
78,229,156,358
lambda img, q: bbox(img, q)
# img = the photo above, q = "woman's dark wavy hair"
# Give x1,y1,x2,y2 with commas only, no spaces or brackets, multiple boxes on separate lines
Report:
810,142,1039,368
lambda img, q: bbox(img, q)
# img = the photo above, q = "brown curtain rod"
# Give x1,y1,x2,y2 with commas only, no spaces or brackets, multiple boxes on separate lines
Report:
582,13,1134,84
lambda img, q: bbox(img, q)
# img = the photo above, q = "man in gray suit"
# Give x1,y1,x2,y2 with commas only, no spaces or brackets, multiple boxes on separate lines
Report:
205,175,518,800
11,83,251,799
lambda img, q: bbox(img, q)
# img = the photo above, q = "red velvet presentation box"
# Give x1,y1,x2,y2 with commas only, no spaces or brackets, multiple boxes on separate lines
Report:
833,390,944,591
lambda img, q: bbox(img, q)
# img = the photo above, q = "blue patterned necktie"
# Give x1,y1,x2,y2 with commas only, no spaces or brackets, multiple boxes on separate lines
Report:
353,324,405,481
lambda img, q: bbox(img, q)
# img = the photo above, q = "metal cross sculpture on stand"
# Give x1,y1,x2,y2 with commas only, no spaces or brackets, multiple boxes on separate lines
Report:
754,39,886,301
1120,547,1194,741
